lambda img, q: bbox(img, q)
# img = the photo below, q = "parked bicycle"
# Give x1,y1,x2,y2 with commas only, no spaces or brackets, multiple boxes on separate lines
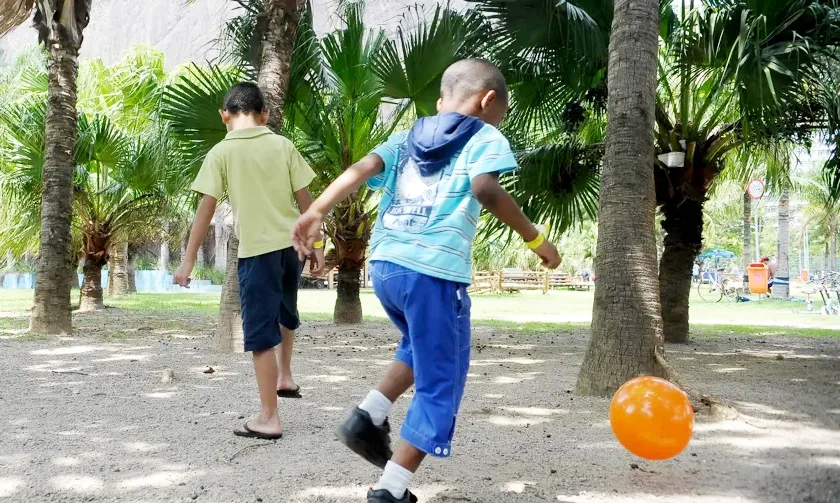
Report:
799,272,840,315
697,268,740,302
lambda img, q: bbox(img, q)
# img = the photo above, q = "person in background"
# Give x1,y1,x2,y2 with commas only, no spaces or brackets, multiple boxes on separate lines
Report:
692,262,700,283
761,256,776,293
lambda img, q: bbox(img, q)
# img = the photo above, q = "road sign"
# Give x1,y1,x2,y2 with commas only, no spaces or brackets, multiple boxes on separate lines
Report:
747,179,765,200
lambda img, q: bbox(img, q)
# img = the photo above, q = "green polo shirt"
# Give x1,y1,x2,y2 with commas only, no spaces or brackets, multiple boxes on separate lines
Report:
191,126,316,258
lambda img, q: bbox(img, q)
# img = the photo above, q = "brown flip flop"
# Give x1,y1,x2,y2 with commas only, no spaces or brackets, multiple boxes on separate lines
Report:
233,422,283,440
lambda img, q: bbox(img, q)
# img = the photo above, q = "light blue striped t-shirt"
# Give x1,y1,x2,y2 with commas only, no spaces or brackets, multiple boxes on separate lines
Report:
367,124,518,284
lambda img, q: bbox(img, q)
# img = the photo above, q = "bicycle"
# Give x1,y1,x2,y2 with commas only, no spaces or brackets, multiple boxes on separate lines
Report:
799,272,840,315
697,268,740,302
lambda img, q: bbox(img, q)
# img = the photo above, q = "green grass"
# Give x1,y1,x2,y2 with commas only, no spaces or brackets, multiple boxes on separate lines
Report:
1,287,838,338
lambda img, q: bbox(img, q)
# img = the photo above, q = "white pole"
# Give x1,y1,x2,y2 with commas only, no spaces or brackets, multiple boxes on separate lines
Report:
754,199,761,261
804,226,810,276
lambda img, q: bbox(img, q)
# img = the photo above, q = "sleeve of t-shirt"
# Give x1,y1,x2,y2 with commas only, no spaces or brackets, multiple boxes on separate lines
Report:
289,145,316,192
367,133,404,190
466,126,518,180
191,149,225,199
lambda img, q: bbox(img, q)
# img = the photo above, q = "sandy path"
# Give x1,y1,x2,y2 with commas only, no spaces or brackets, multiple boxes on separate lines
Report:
1,318,838,503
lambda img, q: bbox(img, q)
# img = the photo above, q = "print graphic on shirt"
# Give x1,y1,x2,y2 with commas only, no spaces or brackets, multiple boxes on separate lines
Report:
382,146,445,232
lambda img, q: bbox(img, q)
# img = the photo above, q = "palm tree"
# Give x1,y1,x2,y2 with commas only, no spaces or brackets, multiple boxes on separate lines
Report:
0,98,175,310
165,2,484,325
1,0,92,334
473,0,840,345
575,0,664,395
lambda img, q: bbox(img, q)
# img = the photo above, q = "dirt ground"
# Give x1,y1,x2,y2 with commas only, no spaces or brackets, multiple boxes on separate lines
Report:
1,308,839,503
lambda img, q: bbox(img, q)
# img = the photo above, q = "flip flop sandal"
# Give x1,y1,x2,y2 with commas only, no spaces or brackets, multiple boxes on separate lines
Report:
233,423,283,440
276,386,302,398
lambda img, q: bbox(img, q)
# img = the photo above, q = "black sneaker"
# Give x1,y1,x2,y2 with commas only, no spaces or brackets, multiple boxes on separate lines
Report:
337,407,393,468
367,488,416,503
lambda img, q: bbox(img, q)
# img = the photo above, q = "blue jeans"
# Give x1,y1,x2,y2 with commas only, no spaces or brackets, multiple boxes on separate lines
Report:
370,260,471,458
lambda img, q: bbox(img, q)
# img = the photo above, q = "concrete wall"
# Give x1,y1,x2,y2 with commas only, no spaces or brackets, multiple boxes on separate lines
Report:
0,0,467,69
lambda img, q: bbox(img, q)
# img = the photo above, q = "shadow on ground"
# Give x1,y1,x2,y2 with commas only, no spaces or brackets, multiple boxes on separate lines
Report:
0,310,838,502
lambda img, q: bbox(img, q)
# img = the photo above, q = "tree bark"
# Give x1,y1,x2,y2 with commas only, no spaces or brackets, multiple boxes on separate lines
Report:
127,245,137,294
576,0,663,396
659,198,703,343
214,231,245,352
743,191,752,283
334,265,362,324
214,219,227,270
159,231,170,272
109,242,131,296
773,188,790,298
830,230,837,272
79,256,106,312
30,14,85,334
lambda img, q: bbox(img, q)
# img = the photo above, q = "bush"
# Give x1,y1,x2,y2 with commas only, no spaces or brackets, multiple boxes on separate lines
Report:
192,265,225,285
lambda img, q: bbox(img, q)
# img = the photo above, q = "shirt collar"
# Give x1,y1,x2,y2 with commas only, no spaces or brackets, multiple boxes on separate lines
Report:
224,126,273,140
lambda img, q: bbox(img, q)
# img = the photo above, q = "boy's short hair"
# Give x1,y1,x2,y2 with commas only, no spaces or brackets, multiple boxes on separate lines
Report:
440,58,508,103
223,82,266,114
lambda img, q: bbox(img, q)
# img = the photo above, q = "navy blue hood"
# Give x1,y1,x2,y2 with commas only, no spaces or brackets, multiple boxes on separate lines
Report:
407,112,485,176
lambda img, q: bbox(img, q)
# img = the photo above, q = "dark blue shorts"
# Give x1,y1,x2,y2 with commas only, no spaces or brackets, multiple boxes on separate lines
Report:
370,260,471,458
237,247,302,353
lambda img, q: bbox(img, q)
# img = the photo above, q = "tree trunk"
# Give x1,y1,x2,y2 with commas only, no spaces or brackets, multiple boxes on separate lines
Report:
127,245,137,294
214,231,245,352
159,231,170,272
659,198,703,343
214,220,227,270
79,256,106,312
109,242,131,296
30,19,85,335
830,230,837,272
576,0,663,396
773,188,790,298
743,191,752,284
334,265,362,324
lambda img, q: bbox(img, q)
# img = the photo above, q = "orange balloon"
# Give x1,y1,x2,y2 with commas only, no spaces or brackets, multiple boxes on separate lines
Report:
609,376,694,460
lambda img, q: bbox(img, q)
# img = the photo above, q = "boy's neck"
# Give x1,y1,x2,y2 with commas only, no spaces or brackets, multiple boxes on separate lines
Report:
227,114,265,132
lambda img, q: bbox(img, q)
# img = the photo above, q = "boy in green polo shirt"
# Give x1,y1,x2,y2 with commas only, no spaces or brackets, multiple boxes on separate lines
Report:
174,82,324,439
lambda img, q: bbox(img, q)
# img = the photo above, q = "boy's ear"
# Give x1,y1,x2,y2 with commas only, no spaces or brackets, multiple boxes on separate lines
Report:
219,109,230,124
480,90,497,111
260,109,270,125
436,97,443,113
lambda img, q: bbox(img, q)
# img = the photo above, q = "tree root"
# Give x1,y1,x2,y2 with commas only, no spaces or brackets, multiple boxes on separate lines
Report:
654,350,739,420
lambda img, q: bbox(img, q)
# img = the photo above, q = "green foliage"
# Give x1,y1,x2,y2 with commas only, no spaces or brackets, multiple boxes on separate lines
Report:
192,265,225,285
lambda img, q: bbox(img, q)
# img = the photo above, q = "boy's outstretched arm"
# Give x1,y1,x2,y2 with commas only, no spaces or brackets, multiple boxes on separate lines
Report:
174,194,217,287
292,154,384,260
293,188,325,276
472,173,561,268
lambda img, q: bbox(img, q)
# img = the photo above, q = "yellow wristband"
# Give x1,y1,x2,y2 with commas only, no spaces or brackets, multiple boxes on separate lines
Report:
312,240,324,249
526,233,545,250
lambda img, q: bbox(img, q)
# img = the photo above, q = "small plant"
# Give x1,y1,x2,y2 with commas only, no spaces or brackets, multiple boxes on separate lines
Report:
192,266,225,285
135,258,158,271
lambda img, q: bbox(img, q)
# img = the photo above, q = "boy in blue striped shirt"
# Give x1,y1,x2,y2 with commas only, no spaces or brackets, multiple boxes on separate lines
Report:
292,59,560,503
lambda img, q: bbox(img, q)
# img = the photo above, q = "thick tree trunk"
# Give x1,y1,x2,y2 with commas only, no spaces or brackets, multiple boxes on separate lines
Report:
334,265,362,324
214,231,245,352
30,26,83,334
576,0,663,396
773,188,790,298
79,257,106,312
743,191,752,284
659,198,704,343
109,242,130,296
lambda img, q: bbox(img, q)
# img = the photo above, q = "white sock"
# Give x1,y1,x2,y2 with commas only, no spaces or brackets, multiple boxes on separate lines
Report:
375,461,414,499
359,389,392,426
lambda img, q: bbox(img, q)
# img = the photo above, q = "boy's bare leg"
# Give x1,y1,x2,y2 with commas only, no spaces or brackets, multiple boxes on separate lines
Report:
390,442,425,472
376,360,414,402
276,326,298,391
244,348,282,435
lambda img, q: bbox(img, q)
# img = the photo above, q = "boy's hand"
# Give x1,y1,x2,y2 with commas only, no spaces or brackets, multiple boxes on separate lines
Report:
292,210,324,261
533,241,562,269
310,247,326,277
174,260,194,288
